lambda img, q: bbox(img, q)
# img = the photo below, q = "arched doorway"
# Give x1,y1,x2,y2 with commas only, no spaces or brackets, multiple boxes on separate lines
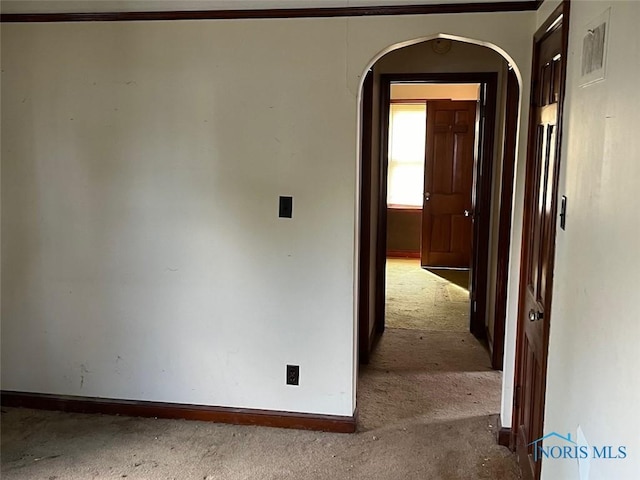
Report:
355,36,522,440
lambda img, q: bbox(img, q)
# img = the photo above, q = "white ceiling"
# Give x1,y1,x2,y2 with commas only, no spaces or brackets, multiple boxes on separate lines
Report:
1,0,530,14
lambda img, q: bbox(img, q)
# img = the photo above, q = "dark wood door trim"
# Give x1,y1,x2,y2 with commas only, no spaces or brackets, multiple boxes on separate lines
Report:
358,70,375,364
1,2,541,23
373,72,498,344
511,0,570,469
492,67,520,370
470,74,498,339
498,414,514,449
375,77,393,339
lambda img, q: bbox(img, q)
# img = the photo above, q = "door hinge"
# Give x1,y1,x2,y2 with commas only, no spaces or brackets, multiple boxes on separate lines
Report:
514,385,521,409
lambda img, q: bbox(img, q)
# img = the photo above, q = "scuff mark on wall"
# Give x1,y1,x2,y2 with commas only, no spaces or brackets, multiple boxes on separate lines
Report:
80,364,90,389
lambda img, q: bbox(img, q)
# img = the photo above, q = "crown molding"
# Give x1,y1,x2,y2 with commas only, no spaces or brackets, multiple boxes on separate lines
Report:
1,1,540,23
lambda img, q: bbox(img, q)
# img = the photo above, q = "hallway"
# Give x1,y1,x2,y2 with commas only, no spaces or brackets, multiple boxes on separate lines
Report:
384,258,470,332
356,258,520,476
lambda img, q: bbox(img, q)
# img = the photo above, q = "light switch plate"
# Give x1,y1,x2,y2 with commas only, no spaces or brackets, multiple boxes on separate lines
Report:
279,196,293,218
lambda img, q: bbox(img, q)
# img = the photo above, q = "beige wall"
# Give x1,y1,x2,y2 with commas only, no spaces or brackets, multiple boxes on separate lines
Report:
390,83,480,100
1,12,534,418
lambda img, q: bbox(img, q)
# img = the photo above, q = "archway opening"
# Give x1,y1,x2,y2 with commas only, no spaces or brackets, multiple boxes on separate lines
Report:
355,36,522,441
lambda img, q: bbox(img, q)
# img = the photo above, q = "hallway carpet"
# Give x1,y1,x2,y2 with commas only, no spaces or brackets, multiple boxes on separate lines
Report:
1,261,520,479
385,258,470,332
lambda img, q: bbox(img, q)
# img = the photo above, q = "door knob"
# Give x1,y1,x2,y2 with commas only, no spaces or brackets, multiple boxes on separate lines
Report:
464,209,472,217
528,309,544,321
424,192,431,201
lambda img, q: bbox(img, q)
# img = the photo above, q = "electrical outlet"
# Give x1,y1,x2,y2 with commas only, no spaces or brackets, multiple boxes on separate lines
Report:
286,365,299,386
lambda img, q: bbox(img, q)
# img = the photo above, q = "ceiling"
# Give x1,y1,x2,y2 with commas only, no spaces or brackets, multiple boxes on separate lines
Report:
1,0,531,14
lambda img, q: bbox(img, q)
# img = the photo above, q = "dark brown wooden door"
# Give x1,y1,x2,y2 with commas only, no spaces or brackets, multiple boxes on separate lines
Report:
421,100,476,268
514,9,566,480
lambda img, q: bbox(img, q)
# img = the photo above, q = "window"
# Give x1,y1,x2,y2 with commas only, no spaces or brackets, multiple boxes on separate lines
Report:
387,103,426,208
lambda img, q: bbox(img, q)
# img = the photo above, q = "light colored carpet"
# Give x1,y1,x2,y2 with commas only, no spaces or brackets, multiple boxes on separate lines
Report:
1,260,520,479
1,405,518,480
385,258,470,332
359,329,504,431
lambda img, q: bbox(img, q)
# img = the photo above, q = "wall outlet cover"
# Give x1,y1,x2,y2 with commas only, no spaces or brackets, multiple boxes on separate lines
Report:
286,364,299,386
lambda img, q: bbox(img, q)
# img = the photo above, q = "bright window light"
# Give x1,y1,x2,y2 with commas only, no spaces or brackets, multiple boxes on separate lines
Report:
387,103,426,207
